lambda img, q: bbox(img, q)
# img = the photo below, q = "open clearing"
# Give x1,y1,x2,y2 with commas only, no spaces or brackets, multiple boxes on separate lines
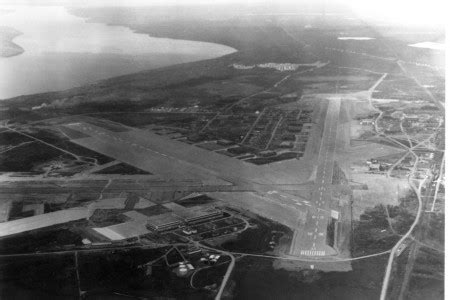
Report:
351,174,410,216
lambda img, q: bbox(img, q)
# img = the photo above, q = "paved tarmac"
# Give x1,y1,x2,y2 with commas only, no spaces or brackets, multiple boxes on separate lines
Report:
289,98,341,257
63,99,343,258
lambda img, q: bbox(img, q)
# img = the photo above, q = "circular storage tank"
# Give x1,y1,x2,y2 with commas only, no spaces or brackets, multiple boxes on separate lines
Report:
178,267,188,276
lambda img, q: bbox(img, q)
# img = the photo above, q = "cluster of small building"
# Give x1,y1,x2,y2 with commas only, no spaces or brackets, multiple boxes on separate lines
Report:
378,115,402,134
231,63,255,70
231,61,325,72
378,106,443,139
366,158,390,172
367,151,437,180
146,103,315,165
175,251,222,277
231,62,301,72
176,261,195,276
414,151,436,179
257,63,302,71
190,107,315,164
359,119,374,126
138,245,224,279
402,113,443,134
280,109,313,152
148,106,213,114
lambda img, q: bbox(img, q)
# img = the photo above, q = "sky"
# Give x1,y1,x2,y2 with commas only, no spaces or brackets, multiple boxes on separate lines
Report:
0,0,447,26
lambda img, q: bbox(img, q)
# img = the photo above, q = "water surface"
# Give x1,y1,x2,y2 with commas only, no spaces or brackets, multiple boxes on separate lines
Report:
408,42,445,51
0,6,236,99
338,37,375,40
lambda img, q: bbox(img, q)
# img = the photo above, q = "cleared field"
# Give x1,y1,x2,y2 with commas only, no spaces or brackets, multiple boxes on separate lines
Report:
350,120,374,140
59,126,91,139
373,75,431,101
0,131,33,146
352,174,410,217
0,141,67,173
335,140,405,172
93,162,151,175
93,196,156,210
335,108,410,217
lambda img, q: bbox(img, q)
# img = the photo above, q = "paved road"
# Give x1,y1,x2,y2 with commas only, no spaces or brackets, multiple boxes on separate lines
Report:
289,98,341,257
397,61,444,113
430,154,445,212
380,153,425,300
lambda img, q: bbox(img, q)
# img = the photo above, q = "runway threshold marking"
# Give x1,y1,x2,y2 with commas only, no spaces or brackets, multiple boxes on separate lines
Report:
300,250,326,256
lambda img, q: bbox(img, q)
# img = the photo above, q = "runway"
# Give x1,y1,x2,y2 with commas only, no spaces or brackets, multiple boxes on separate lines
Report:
63,99,342,258
289,98,341,256
0,207,90,237
65,123,309,187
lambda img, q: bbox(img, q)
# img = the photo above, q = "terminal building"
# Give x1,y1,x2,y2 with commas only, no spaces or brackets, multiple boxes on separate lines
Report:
146,212,183,231
94,200,224,237
162,202,222,224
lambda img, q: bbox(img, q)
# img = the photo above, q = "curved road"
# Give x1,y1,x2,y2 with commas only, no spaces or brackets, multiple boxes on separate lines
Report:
379,151,425,300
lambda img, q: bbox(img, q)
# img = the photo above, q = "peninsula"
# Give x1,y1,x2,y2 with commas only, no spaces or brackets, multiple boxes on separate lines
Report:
0,26,24,58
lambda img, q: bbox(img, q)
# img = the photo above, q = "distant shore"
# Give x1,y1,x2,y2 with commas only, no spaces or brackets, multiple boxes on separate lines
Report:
0,26,24,58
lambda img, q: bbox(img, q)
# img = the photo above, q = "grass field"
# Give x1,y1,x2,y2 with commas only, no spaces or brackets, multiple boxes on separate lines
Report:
0,141,66,173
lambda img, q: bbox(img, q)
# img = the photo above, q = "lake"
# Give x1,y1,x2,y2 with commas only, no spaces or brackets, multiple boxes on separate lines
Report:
408,42,445,51
338,37,375,40
0,6,236,100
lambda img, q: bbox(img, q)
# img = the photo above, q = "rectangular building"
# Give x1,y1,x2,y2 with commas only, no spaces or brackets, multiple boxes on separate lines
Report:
163,202,222,224
146,212,183,231
93,221,151,241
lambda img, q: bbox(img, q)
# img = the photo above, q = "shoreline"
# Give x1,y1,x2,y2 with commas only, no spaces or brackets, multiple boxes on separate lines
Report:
79,18,238,57
0,7,236,100
0,27,24,58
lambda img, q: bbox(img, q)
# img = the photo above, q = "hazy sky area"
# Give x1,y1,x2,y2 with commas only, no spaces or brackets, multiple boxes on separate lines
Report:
0,0,446,26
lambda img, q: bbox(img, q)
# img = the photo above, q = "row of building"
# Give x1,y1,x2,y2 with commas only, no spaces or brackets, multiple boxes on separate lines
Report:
147,202,223,231
93,200,223,241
